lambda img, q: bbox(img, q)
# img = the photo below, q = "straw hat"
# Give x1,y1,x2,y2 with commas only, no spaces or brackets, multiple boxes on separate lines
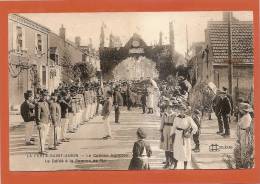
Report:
239,102,253,112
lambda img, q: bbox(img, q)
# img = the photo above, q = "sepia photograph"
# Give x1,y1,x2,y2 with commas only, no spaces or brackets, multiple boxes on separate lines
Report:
8,11,254,171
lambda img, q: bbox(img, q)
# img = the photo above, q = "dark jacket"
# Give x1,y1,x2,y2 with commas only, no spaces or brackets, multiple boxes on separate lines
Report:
113,91,123,106
59,98,71,118
35,100,50,125
220,95,232,115
20,100,35,122
128,139,152,170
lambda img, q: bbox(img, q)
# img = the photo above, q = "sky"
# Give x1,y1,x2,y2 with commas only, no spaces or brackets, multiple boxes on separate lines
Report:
20,11,253,55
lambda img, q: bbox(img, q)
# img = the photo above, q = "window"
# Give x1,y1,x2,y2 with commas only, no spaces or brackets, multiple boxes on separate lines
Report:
16,26,23,51
36,34,42,53
42,66,46,86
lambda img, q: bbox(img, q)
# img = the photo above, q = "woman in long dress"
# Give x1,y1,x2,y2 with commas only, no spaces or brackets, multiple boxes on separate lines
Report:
237,102,253,166
170,105,198,169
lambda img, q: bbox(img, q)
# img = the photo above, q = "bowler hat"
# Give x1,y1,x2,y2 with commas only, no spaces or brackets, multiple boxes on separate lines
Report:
136,128,146,139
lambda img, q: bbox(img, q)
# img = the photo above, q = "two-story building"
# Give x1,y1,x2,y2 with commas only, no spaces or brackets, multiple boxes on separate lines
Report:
8,14,50,110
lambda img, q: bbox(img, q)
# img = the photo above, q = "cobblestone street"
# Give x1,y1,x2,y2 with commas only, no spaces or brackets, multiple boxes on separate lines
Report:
9,107,236,171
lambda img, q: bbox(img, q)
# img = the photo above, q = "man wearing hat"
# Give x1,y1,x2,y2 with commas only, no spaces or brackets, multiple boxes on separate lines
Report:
35,90,51,154
20,90,35,145
113,85,123,124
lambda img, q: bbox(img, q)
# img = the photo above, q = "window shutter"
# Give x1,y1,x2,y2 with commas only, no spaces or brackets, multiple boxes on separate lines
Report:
34,33,38,55
41,34,45,55
12,23,17,51
22,27,26,50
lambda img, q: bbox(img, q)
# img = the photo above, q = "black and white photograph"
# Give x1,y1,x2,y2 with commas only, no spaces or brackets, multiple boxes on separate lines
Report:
8,11,254,171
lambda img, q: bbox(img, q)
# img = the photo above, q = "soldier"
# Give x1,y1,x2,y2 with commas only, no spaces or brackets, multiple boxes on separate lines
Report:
141,90,147,114
83,84,91,122
59,90,71,142
20,90,35,145
48,93,61,150
113,86,123,124
35,90,51,155
68,88,77,133
101,90,113,139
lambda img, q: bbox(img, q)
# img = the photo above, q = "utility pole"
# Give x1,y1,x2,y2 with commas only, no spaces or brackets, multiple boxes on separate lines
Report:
227,12,233,96
186,24,189,56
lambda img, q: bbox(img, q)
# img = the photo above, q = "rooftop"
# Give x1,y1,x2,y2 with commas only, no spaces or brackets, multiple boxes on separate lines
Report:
207,20,253,64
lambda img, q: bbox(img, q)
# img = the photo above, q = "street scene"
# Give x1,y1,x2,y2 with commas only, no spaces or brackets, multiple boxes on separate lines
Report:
8,11,254,171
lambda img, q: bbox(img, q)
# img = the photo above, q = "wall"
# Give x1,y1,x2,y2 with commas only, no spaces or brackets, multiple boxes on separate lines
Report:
213,64,253,100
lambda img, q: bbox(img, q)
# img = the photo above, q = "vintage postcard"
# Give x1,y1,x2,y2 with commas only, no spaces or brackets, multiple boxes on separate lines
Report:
8,11,254,171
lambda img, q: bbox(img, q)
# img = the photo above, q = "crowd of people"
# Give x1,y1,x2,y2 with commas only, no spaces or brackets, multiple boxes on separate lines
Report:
20,76,253,169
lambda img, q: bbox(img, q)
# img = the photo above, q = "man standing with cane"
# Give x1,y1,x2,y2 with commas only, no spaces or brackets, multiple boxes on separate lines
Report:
35,90,50,155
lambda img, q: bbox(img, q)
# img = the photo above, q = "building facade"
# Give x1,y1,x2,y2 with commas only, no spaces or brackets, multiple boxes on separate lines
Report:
8,14,50,110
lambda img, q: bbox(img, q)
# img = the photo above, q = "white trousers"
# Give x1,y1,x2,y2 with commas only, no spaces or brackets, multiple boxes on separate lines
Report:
68,113,74,131
25,121,34,142
61,118,69,139
37,123,50,152
103,116,111,136
48,124,57,148
84,104,91,121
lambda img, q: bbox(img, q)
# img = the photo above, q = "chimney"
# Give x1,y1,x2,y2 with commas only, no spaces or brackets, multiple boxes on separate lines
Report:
75,36,81,47
159,32,163,46
169,21,175,57
223,11,234,21
100,23,105,49
88,38,93,49
59,24,66,40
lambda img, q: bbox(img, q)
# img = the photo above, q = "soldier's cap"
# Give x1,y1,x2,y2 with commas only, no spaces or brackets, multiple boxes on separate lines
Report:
136,128,146,139
40,90,48,96
222,86,228,91
24,92,31,99
26,90,33,95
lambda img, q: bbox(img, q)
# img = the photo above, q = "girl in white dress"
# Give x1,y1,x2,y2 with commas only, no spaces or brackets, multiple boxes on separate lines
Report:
170,104,198,169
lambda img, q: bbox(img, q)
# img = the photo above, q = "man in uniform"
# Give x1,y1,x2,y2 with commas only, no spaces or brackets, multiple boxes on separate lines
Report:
20,90,35,145
84,84,91,122
113,86,123,124
59,90,71,142
101,91,113,139
35,90,50,154
48,93,61,150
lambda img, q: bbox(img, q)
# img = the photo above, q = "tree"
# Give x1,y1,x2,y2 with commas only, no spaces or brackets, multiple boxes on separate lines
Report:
73,62,97,82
